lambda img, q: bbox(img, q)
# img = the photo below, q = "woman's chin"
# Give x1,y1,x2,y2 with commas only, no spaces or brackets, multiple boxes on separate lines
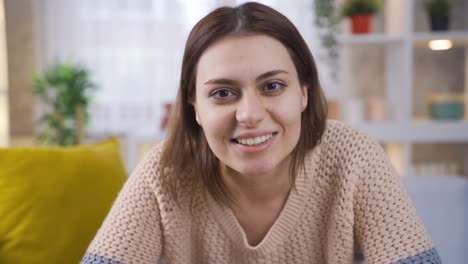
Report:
232,163,276,177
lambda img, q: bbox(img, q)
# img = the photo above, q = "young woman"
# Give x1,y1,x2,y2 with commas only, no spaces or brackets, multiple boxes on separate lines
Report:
82,2,441,263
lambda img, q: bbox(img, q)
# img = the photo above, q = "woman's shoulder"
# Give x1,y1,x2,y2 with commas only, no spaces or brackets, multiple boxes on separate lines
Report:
133,141,195,201
322,120,366,141
133,141,166,173
322,120,375,145
129,141,171,189
318,120,381,163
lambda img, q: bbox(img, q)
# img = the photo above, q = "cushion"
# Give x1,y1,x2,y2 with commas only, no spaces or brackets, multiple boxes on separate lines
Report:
403,176,468,263
0,139,127,264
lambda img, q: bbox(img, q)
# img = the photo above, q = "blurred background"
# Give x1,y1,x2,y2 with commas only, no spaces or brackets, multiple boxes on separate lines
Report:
0,0,467,263
2,0,468,176
2,0,323,171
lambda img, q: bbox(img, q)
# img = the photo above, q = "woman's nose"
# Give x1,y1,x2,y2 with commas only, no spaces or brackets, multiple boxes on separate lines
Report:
235,92,266,127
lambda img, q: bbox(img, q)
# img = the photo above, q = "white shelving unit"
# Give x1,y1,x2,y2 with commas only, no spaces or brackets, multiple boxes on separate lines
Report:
338,34,404,45
338,0,468,177
354,121,468,143
412,30,468,44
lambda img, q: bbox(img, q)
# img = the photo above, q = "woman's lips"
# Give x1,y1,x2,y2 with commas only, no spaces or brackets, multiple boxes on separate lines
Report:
231,132,278,153
234,133,273,146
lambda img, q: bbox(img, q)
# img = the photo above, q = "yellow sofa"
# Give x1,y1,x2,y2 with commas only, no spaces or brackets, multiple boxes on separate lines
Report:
0,139,127,264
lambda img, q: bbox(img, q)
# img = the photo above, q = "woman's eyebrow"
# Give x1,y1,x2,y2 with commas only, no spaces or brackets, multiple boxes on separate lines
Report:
203,69,289,86
204,78,238,86
255,69,289,82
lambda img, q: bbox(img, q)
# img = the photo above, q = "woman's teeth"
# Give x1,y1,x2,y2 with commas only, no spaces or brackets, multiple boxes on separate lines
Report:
236,133,273,146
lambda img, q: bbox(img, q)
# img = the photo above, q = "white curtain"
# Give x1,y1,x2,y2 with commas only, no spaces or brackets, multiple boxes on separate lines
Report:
32,0,322,145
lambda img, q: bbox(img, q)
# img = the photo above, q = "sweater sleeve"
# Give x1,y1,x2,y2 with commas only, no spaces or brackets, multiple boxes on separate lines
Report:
352,133,442,264
81,148,163,264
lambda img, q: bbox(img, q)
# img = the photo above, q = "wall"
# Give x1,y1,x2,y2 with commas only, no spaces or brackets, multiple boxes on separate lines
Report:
4,0,36,137
0,0,9,146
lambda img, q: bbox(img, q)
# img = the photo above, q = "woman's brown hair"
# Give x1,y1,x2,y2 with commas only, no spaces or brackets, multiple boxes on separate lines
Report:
160,2,327,205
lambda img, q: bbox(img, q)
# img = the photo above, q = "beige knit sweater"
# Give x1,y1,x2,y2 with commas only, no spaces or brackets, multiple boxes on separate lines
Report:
81,120,441,264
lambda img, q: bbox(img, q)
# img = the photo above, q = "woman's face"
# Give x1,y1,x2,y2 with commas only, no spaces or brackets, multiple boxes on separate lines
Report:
193,34,307,178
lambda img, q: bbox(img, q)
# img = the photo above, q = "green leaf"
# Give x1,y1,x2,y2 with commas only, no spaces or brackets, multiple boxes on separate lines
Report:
341,0,382,17
425,0,450,16
31,61,98,145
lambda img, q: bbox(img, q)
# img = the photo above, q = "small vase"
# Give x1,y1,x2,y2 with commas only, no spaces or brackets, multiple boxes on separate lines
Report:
350,14,371,34
160,103,173,130
429,15,449,31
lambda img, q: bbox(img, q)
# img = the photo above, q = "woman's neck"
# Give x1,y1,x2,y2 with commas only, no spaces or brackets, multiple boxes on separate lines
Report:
222,157,292,206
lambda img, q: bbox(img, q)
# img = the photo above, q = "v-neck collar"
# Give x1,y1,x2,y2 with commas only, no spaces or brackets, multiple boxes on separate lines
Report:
206,146,319,256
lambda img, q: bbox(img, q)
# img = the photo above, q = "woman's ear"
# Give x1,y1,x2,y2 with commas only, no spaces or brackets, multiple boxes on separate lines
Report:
301,86,308,111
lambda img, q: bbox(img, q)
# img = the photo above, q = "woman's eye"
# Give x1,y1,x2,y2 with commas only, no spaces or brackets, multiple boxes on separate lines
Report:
264,81,285,92
210,89,236,99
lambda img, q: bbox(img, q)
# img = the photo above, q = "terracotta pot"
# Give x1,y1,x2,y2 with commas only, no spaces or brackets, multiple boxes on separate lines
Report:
350,14,372,34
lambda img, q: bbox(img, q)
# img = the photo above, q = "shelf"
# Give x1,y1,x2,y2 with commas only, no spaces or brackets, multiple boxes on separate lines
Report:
402,175,468,183
339,31,468,48
413,30,468,46
404,174,464,178
354,121,468,142
338,34,404,45
411,121,468,142
354,122,409,142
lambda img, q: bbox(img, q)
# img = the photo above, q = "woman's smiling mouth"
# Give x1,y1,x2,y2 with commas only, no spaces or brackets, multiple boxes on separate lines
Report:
235,133,273,146
232,132,278,147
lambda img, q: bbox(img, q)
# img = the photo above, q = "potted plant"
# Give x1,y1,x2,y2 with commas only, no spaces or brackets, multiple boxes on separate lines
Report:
341,0,381,34
32,62,97,146
425,0,451,31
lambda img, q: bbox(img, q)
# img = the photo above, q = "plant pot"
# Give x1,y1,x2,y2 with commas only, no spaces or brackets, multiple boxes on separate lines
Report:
428,94,464,120
429,15,449,31
350,14,372,34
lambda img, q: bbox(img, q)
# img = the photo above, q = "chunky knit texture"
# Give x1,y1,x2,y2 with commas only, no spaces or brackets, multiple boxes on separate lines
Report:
82,120,441,264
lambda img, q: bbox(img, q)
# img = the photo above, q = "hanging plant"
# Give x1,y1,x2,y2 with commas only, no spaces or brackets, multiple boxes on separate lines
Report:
314,0,341,80
32,62,97,146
